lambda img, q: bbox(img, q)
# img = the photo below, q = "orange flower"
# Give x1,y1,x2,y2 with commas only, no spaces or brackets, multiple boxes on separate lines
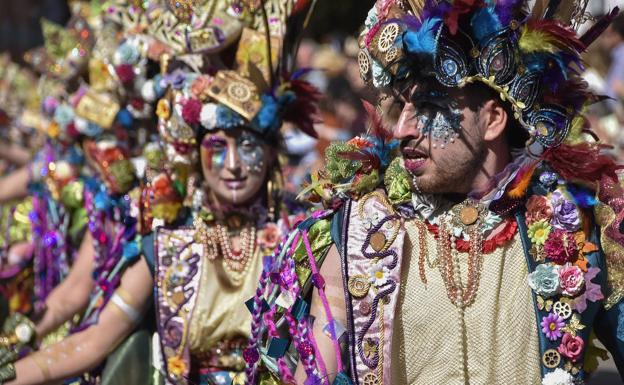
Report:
47,122,60,138
167,356,187,377
347,137,373,149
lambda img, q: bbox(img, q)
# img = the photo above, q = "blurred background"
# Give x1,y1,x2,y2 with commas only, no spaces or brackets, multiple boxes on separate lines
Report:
0,1,623,383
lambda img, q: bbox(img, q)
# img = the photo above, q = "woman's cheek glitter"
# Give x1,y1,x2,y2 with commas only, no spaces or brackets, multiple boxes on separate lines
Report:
239,146,264,174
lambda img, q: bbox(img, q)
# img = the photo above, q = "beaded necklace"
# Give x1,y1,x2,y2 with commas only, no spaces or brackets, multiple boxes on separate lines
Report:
194,217,258,286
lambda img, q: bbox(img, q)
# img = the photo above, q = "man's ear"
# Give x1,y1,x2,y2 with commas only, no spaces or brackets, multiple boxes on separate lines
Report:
480,99,508,142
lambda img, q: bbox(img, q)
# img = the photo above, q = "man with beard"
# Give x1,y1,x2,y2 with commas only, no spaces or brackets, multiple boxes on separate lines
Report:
244,1,624,385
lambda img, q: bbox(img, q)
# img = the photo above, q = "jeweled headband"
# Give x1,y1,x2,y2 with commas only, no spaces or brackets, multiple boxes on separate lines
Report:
358,0,619,152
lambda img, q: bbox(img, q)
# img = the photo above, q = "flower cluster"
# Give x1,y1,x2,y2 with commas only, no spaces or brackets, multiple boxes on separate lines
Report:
163,70,317,138
525,173,605,383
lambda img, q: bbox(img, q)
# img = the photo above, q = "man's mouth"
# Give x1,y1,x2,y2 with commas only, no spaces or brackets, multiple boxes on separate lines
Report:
221,177,247,189
402,147,428,173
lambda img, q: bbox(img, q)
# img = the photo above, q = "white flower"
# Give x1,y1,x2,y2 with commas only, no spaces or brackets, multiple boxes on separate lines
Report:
141,80,157,102
74,117,88,133
200,103,218,129
54,161,73,180
368,261,390,287
542,368,574,385
371,60,391,88
173,260,190,277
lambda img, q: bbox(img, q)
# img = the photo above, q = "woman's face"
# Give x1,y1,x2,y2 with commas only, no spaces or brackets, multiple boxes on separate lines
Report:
200,127,273,206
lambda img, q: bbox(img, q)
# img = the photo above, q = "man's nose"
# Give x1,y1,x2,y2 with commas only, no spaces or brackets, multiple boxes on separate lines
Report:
394,104,423,141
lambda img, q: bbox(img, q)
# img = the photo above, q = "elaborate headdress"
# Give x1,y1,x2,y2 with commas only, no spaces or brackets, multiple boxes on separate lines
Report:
357,0,618,153
152,0,320,152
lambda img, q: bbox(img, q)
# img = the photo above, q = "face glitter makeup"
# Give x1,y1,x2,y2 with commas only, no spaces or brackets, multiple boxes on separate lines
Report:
237,132,265,174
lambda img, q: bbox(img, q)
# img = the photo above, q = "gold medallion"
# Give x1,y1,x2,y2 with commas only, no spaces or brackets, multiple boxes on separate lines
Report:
370,232,387,252
348,275,371,298
459,206,479,226
542,349,561,368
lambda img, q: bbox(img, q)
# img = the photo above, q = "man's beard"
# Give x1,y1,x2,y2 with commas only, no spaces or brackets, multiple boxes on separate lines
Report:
410,140,487,195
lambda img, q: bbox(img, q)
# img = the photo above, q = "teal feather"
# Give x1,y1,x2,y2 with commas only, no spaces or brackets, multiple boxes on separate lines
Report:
403,17,442,55
471,6,502,43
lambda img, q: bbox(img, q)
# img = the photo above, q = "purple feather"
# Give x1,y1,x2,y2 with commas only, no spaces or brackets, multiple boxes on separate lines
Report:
494,0,525,25
422,0,452,21
580,7,620,47
400,14,424,30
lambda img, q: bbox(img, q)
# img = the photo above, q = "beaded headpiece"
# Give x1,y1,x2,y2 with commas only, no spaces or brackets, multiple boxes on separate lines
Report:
358,0,618,152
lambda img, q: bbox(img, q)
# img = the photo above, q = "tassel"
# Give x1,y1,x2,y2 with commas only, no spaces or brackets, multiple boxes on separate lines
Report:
508,163,538,198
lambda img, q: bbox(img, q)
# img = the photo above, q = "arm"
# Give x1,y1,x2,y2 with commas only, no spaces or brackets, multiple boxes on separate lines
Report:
0,143,31,167
6,257,153,385
0,166,29,204
294,245,348,384
35,233,96,338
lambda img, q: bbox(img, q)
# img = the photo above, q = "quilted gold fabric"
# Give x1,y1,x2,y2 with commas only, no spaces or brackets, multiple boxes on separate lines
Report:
391,220,542,384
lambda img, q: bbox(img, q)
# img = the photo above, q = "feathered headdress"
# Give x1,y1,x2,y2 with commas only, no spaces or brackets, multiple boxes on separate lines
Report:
358,0,619,153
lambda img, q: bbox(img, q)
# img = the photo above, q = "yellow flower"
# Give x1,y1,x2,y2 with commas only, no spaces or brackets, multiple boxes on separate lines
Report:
167,356,186,377
528,220,551,246
156,99,171,120
47,122,60,138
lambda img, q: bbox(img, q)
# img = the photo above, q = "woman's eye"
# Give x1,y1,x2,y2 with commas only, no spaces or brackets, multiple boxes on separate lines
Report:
240,140,257,150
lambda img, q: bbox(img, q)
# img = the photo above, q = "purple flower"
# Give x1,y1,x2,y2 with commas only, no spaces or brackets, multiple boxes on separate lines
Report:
572,267,604,312
163,69,187,90
550,190,581,232
541,312,565,341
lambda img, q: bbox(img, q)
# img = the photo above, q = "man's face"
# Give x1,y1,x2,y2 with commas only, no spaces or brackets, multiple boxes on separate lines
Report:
200,127,273,206
393,79,487,195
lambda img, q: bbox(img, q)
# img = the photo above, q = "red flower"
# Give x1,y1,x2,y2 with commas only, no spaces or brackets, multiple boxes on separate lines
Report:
558,333,584,362
130,97,145,111
526,195,553,224
544,229,578,264
181,99,202,125
115,64,135,83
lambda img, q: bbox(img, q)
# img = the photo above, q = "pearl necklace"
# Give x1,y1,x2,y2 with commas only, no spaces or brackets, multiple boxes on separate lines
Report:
195,218,257,286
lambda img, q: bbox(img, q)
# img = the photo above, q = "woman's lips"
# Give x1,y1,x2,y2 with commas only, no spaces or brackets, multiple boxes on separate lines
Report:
222,178,246,189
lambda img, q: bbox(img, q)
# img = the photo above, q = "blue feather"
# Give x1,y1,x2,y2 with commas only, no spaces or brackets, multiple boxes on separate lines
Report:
471,6,502,43
403,17,442,55
567,184,598,208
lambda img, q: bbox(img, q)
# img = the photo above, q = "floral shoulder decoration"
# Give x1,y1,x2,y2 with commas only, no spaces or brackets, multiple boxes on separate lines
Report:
298,101,399,208
521,166,606,383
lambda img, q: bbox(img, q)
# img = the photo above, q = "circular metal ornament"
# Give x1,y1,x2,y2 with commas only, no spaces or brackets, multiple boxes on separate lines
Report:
553,301,573,320
460,206,479,226
358,50,371,80
385,47,400,63
542,349,561,369
377,23,400,53
227,82,252,102
363,373,379,385
348,275,371,298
